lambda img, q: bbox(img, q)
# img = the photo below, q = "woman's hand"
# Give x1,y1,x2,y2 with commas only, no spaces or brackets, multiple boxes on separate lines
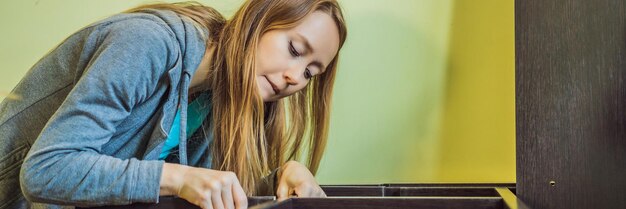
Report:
275,161,326,201
160,163,248,209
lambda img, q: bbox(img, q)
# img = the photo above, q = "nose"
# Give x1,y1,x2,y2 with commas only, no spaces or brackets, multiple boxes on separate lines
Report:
284,73,298,86
283,66,307,87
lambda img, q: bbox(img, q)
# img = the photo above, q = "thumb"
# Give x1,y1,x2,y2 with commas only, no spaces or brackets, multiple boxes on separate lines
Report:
276,182,289,201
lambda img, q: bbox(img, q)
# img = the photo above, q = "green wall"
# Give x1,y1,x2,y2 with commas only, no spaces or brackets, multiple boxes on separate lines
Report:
0,0,515,184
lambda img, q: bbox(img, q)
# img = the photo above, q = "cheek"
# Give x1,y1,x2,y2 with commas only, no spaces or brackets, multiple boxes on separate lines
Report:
284,83,308,97
256,36,287,75
256,76,271,101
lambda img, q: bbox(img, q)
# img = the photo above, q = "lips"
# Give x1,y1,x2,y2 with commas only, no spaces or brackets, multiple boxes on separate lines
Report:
264,76,280,95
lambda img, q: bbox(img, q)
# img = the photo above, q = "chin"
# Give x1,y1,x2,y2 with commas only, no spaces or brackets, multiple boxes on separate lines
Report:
263,96,278,102
258,89,273,102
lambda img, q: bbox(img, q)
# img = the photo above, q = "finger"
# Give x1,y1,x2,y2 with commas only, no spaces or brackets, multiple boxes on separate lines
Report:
312,187,327,198
296,181,318,198
294,185,312,198
199,191,214,209
211,187,225,209
203,198,215,209
276,183,289,201
319,189,327,197
289,187,297,198
222,182,234,209
308,185,326,198
232,178,248,209
200,200,213,209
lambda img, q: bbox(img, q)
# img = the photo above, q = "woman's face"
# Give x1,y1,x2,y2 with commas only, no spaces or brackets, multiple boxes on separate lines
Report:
255,11,340,102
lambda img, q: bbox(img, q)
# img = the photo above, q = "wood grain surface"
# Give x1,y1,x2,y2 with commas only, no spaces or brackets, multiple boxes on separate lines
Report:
86,184,528,209
515,0,626,208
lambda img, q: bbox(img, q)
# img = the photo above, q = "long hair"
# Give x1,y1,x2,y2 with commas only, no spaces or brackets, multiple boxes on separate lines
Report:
128,0,347,195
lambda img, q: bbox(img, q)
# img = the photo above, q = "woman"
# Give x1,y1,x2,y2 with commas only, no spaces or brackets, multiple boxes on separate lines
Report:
0,0,347,209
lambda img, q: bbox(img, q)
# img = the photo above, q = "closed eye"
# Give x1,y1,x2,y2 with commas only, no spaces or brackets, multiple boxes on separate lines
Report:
290,41,314,80
289,41,301,57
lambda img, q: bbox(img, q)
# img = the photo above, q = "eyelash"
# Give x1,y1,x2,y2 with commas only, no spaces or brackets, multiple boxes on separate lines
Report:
289,41,301,57
289,41,313,80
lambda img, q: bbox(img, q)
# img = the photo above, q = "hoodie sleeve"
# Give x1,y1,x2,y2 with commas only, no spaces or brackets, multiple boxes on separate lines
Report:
20,17,177,207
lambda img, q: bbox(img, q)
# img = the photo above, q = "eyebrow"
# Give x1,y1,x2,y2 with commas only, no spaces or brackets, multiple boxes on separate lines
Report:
296,33,328,73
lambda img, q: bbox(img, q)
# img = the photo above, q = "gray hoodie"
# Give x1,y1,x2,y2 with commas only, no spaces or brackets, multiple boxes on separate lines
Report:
0,9,212,209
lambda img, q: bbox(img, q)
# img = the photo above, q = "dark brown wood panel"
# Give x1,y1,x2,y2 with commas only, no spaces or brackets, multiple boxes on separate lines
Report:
84,184,530,209
384,183,515,188
320,184,515,197
321,186,384,196
85,196,275,209
384,187,499,197
285,197,503,209
515,0,626,208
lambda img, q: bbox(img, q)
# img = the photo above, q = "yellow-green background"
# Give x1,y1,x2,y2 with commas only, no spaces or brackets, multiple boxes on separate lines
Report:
0,0,515,184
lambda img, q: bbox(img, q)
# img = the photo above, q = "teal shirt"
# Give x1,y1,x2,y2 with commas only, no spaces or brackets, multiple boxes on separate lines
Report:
160,92,211,160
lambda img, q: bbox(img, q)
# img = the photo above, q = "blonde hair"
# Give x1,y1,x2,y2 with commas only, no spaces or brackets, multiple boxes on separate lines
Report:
128,0,347,195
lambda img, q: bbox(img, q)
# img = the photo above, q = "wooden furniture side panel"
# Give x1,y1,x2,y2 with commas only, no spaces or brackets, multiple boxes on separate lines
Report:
515,0,626,208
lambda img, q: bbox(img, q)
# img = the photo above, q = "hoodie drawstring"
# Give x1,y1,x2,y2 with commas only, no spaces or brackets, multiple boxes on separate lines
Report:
178,74,190,165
